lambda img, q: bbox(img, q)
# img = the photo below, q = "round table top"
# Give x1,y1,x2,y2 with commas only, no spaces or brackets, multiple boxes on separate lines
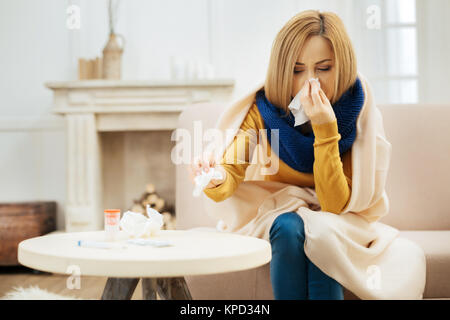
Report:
18,229,272,278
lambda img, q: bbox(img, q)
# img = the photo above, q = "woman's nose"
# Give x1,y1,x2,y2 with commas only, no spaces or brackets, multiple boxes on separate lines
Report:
306,70,317,79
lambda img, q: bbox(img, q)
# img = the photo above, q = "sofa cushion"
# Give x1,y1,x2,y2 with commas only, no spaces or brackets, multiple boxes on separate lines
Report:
378,104,450,230
399,230,450,298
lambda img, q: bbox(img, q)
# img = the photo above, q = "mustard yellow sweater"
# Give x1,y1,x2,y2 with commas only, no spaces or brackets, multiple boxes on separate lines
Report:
203,102,353,214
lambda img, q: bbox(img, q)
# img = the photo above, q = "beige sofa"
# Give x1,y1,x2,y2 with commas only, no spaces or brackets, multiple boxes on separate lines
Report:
175,101,450,300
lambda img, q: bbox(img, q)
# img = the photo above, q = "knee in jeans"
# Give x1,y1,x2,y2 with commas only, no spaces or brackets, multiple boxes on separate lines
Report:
269,211,305,242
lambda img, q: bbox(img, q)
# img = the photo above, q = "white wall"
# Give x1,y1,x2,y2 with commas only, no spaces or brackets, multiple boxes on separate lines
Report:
416,0,450,103
0,0,70,229
0,0,448,230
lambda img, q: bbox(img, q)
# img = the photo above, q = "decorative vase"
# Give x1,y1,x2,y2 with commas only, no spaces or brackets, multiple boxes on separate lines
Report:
102,32,125,80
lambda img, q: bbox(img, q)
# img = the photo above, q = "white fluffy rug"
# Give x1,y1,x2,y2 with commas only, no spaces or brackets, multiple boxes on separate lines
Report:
1,285,83,300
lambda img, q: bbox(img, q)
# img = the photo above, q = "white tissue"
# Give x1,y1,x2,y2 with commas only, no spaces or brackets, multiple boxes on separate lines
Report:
288,77,321,127
119,205,163,238
193,167,224,197
216,219,227,232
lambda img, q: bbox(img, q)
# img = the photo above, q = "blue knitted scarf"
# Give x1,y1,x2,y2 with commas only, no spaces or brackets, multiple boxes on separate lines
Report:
255,76,364,173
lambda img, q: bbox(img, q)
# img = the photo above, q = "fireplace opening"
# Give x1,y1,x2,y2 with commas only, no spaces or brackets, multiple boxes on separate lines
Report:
101,130,177,229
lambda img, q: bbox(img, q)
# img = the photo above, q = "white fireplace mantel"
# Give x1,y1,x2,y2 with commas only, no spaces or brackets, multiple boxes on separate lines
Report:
46,79,235,232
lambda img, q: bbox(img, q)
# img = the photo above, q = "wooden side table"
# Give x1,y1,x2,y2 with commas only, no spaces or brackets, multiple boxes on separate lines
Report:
18,229,271,300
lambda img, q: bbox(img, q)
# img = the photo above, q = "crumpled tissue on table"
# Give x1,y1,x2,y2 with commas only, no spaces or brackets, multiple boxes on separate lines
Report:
119,205,163,238
288,77,320,127
192,167,224,197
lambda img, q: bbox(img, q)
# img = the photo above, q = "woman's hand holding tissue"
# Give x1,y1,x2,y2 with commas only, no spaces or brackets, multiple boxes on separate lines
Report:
299,78,336,125
188,151,227,189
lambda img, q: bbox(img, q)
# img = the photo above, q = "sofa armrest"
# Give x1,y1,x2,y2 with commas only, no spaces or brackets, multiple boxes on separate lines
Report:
175,102,226,230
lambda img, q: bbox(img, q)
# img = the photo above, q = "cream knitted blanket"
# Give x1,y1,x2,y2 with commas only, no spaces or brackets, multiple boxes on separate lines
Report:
200,72,426,299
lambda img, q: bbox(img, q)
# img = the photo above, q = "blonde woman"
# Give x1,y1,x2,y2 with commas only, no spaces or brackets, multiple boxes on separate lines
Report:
190,11,374,300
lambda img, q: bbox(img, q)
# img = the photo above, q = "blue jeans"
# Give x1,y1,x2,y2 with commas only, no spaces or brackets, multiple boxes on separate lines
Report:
269,211,344,300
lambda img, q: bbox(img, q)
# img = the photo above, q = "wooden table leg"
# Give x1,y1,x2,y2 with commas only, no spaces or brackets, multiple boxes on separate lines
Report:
156,278,171,299
155,277,192,300
170,277,193,300
141,278,158,300
101,277,140,300
101,276,192,300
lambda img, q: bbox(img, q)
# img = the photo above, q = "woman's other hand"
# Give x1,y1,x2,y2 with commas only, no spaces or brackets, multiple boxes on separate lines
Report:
188,152,227,188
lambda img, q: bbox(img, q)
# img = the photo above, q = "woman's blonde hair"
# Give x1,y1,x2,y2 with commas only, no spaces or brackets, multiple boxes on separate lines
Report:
264,10,357,116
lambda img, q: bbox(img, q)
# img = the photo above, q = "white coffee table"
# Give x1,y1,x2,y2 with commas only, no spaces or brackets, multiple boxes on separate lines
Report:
18,229,271,300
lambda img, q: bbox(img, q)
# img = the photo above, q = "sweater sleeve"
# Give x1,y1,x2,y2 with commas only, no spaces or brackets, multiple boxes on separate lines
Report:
311,119,352,214
203,104,261,202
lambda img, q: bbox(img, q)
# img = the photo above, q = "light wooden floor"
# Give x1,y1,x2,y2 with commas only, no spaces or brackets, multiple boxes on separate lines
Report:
3,266,447,300
0,266,145,300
